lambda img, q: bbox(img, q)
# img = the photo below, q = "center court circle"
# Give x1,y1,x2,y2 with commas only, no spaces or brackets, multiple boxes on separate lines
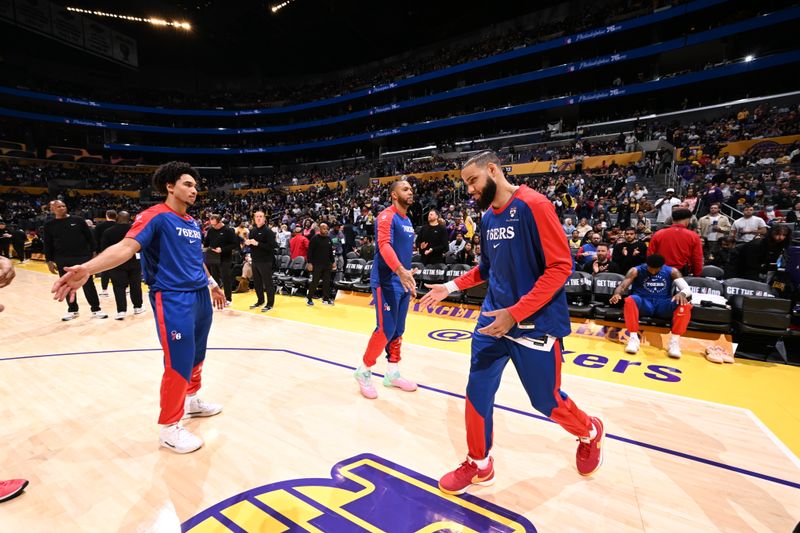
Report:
428,329,473,342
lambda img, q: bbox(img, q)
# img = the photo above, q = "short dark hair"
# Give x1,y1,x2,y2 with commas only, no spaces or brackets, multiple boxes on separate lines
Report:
389,179,407,198
646,254,666,269
152,161,199,195
671,208,692,222
596,242,610,250
209,214,222,223
106,209,117,219
624,227,636,233
463,150,502,170
742,203,754,210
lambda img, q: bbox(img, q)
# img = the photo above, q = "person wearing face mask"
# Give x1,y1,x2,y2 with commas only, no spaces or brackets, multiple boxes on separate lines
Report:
756,204,785,225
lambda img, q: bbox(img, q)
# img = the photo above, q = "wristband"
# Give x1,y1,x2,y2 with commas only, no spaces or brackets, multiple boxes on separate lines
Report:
208,276,219,289
444,280,459,293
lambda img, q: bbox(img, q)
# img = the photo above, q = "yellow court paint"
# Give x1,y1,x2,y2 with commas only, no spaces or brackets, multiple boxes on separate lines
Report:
19,261,800,457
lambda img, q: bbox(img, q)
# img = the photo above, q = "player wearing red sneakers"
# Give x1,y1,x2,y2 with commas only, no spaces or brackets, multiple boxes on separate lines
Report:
0,257,30,503
52,162,226,454
0,479,29,503
354,180,419,399
421,151,604,495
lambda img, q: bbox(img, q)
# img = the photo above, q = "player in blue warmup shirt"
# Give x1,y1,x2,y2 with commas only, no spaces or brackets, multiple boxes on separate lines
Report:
52,162,227,454
354,180,419,399
422,150,604,495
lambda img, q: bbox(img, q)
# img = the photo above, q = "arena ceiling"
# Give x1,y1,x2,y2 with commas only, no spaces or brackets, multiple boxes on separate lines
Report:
60,0,546,74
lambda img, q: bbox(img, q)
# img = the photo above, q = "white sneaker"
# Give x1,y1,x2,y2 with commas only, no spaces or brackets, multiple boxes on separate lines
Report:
61,312,79,321
133,307,146,315
183,396,223,419
114,312,126,320
159,424,203,454
225,300,232,307
667,337,682,359
92,311,108,319
625,334,640,354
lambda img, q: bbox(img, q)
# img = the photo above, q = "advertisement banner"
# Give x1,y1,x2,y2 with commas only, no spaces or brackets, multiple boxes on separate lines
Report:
112,30,138,67
83,17,113,58
50,3,83,47
13,0,50,33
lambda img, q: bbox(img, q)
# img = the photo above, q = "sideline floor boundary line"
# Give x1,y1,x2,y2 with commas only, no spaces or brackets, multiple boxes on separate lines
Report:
3,346,799,490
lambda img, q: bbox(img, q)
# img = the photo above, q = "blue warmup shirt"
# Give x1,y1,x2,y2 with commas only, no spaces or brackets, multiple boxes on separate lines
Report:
371,205,415,290
454,185,573,339
632,264,673,299
126,204,207,291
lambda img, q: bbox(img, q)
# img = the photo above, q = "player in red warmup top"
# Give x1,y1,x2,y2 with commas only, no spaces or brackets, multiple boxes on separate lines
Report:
52,162,226,454
421,151,604,495
354,180,419,399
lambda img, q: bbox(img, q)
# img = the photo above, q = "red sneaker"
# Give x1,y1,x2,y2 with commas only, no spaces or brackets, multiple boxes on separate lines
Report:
576,417,604,476
0,479,29,503
438,457,495,495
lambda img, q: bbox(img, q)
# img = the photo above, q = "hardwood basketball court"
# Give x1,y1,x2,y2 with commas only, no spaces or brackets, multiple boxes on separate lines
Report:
1,267,798,531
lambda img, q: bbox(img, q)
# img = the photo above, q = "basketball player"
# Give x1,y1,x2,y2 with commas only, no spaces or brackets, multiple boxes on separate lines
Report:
52,162,226,454
0,255,30,503
609,253,692,358
421,151,604,495
354,180,418,399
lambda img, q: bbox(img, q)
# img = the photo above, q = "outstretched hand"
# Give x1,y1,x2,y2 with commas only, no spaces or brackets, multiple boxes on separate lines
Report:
419,283,448,308
51,264,90,303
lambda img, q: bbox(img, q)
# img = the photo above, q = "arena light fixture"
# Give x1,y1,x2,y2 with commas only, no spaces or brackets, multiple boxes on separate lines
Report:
744,54,755,62
66,7,192,30
270,0,294,13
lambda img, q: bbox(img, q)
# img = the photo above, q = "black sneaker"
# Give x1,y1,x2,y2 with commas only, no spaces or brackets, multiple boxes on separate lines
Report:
249,302,265,309
306,299,314,306
261,305,272,312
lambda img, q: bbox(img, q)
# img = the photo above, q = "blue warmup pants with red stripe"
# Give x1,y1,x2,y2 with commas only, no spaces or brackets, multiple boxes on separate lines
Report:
362,286,410,367
465,331,592,460
151,289,213,425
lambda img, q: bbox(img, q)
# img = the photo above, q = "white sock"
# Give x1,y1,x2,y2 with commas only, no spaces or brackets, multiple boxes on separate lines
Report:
671,334,681,343
470,456,490,469
580,424,598,443
387,362,399,375
629,332,639,341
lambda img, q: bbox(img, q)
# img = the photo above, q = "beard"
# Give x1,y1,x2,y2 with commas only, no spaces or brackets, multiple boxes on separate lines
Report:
475,176,497,211
398,195,413,208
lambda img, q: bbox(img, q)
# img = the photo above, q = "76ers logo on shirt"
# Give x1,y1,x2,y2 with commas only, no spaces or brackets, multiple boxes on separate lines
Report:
170,330,182,341
509,207,517,218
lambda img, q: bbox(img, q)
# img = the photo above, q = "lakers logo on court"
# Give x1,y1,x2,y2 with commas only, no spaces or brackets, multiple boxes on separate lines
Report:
428,329,473,342
182,453,536,532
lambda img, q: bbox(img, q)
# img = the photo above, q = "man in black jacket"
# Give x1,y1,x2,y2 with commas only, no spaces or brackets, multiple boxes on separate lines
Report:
245,211,277,311
43,200,107,320
93,209,117,298
415,209,449,265
306,222,336,306
203,214,238,305
100,211,144,320
612,227,648,273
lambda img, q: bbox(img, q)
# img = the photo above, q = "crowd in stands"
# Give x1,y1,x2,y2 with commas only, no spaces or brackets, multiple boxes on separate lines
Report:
2,102,799,303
